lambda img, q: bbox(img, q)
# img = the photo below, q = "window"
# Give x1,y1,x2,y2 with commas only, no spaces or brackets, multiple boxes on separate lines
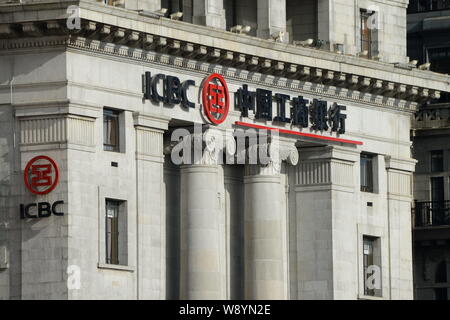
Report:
426,48,450,102
286,0,318,44
225,0,238,30
434,288,448,300
105,199,127,265
360,154,374,192
360,10,374,58
225,0,257,36
431,177,445,202
431,150,444,173
363,236,381,297
428,47,450,75
103,108,120,152
435,261,448,283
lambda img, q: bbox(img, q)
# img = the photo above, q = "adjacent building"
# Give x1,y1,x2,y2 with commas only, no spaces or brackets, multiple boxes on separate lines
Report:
407,0,450,300
0,0,449,300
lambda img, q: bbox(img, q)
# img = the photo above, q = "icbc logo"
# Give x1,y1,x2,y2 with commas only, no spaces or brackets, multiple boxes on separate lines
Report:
202,73,230,125
24,155,60,195
21,155,64,219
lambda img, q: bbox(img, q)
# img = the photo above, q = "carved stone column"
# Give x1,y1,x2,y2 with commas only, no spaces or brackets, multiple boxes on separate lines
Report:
193,0,226,30
178,128,235,299
257,0,288,41
244,141,298,299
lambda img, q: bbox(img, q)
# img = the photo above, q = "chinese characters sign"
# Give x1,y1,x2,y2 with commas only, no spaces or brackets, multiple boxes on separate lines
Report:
142,72,348,136
236,86,347,134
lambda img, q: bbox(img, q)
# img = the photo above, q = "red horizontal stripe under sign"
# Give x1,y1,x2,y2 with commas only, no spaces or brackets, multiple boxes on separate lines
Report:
234,121,363,145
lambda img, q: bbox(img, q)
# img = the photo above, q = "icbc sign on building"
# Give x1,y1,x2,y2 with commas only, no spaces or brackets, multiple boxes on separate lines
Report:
142,72,231,125
201,73,230,125
21,155,64,219
24,155,59,195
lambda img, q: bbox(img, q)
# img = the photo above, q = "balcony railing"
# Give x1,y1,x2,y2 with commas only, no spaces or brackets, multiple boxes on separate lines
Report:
408,0,450,13
414,201,450,227
413,104,450,130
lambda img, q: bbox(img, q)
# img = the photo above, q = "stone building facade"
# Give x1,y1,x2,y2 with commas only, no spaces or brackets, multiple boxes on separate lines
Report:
0,0,449,300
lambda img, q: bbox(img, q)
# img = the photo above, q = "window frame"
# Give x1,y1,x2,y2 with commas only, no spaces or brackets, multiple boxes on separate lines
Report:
363,236,375,296
430,150,444,173
430,176,445,202
360,9,374,58
362,235,382,297
104,198,128,267
360,153,375,193
103,108,121,152
105,199,121,265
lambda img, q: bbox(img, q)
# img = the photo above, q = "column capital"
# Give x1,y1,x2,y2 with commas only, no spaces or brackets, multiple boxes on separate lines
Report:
384,156,417,173
299,145,359,163
295,145,357,190
134,113,169,162
164,126,236,166
133,112,170,131
245,140,298,176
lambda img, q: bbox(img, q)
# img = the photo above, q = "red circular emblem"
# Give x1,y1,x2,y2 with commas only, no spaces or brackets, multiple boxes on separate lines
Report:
24,155,60,195
202,73,230,125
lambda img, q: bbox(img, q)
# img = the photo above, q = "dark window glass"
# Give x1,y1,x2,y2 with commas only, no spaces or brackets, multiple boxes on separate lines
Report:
427,47,450,103
363,236,376,296
106,200,120,265
434,288,448,300
103,109,120,152
361,154,374,192
431,150,444,172
161,0,184,14
431,177,445,202
435,261,448,283
428,47,450,76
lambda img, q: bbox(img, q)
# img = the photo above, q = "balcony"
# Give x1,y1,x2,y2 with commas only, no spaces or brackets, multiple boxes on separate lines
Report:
413,104,450,130
414,201,450,227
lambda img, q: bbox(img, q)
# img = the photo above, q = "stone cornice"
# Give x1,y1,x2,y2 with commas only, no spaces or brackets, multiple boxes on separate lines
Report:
0,1,449,109
0,34,420,114
62,36,422,113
